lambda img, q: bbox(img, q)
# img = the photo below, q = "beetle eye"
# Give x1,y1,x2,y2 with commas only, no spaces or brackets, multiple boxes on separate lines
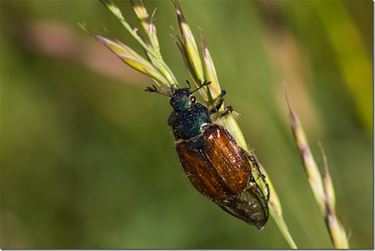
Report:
190,96,196,103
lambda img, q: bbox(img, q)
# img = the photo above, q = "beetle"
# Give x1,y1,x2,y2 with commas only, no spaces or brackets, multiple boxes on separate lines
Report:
145,81,269,229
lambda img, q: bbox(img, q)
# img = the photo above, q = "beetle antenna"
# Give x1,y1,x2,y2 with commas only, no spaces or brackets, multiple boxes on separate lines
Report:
190,80,211,94
186,80,191,89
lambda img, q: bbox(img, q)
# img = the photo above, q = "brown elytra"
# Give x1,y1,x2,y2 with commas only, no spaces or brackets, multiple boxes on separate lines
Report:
176,124,250,201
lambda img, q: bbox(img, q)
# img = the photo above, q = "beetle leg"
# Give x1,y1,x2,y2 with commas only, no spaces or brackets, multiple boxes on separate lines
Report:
219,106,233,118
209,90,226,115
242,150,270,202
167,111,177,127
210,106,234,122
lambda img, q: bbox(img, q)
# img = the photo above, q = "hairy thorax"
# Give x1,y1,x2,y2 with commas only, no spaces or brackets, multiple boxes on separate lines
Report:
168,103,211,141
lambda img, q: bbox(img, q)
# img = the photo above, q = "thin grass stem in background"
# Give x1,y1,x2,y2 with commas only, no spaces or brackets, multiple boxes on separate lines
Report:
286,91,349,249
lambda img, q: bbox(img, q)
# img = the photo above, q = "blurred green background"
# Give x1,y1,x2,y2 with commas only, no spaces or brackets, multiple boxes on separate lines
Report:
0,0,372,249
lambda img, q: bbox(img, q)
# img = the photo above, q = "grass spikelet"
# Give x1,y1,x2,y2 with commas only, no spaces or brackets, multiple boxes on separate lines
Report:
286,91,349,249
95,35,168,85
130,0,177,85
320,143,349,249
200,32,221,100
172,0,205,92
99,0,177,86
